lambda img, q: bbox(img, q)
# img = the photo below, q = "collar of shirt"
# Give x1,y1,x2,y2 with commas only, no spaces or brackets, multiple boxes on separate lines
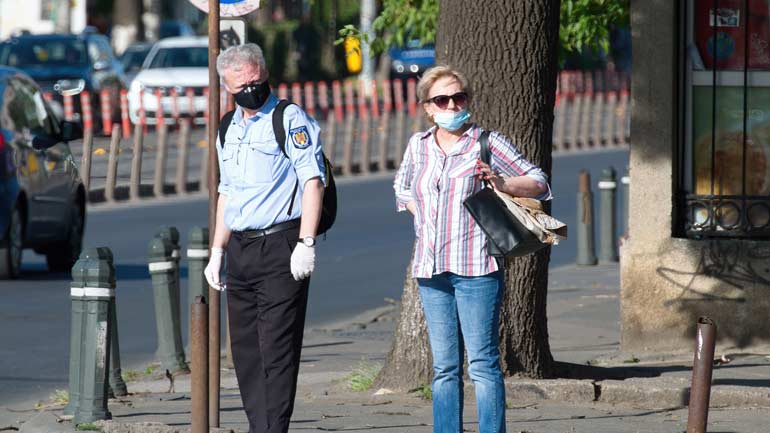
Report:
420,123,480,156
231,93,280,126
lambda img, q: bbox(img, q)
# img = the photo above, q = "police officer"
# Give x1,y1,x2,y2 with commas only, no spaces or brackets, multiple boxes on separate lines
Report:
204,43,325,433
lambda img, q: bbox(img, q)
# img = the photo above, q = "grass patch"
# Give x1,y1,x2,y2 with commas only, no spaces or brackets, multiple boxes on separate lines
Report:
412,384,432,401
347,362,381,392
144,365,156,375
122,369,141,382
76,423,102,431
623,355,640,364
49,389,69,406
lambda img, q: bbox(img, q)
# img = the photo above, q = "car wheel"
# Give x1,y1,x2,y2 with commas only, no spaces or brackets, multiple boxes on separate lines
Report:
46,204,84,273
0,205,23,279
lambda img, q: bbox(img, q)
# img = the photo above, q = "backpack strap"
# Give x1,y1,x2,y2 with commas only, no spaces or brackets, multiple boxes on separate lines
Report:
273,99,301,216
273,99,294,158
218,109,236,148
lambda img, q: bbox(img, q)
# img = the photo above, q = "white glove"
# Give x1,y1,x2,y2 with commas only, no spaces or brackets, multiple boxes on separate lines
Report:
204,247,226,291
290,242,315,281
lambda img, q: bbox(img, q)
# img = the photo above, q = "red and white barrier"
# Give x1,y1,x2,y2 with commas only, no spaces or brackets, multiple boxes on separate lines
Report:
291,82,301,104
63,94,74,121
155,89,164,125
406,79,417,118
43,92,54,103
80,91,93,133
99,90,112,136
304,82,315,118
370,80,380,119
331,80,343,122
120,89,130,139
393,79,404,112
278,83,288,100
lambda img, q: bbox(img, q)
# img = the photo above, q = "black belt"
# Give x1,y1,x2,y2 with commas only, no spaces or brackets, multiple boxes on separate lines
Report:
233,219,300,239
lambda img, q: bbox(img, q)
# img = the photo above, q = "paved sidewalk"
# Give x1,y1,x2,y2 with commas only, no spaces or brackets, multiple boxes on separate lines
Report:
4,264,770,433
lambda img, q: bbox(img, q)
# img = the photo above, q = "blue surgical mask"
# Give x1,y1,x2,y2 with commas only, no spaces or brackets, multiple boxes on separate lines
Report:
433,109,471,131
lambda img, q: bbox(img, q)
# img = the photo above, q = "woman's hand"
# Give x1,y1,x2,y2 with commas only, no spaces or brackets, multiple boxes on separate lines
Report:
406,201,417,215
475,159,505,191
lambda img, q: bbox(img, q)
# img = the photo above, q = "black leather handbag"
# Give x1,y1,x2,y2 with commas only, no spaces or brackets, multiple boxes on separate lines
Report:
462,131,548,258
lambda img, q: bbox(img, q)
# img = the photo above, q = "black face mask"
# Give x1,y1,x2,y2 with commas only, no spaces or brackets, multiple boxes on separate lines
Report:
233,80,271,110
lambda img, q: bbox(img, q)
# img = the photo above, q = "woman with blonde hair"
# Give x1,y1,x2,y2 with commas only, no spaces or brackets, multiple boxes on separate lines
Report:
393,65,552,433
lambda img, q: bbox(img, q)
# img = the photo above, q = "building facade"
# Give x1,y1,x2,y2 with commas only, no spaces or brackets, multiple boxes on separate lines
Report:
622,0,770,351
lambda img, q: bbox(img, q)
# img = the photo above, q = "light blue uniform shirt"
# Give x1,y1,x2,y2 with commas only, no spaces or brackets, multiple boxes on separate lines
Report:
216,94,326,231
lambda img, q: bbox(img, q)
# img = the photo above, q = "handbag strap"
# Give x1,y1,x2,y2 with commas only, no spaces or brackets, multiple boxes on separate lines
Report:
478,129,492,188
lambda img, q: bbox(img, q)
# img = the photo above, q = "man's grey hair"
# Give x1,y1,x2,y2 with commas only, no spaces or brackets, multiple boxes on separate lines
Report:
216,43,267,75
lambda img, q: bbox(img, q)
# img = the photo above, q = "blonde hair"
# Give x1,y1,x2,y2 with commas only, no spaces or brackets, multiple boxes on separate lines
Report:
417,65,473,103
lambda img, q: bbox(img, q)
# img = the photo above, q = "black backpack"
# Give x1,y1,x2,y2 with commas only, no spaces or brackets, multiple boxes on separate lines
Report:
219,100,337,236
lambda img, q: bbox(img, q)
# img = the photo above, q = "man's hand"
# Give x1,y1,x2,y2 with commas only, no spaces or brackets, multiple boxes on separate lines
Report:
204,247,226,291
290,243,315,281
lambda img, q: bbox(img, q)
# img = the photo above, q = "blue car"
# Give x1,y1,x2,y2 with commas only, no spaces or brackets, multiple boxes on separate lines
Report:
0,67,86,278
389,40,435,81
0,30,127,123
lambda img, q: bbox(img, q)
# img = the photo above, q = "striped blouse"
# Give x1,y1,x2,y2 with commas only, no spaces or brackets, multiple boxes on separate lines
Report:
393,124,552,279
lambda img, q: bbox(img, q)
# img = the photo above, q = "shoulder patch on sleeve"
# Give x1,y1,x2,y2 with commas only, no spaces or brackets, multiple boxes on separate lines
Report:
289,126,311,149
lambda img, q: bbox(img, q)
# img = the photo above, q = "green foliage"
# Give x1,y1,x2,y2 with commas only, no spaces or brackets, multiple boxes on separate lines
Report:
122,369,141,382
49,389,69,406
75,423,102,432
560,0,630,55
347,362,382,391
337,0,438,54
411,384,432,400
623,355,640,364
339,0,628,58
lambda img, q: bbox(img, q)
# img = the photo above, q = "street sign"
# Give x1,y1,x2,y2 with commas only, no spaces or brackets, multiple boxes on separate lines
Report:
220,18,247,48
188,0,260,17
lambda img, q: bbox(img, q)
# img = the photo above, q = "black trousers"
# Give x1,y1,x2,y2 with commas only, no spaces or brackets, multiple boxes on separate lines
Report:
226,226,309,433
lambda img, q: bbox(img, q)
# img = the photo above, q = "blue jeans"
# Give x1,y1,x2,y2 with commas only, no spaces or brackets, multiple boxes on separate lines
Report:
417,271,506,433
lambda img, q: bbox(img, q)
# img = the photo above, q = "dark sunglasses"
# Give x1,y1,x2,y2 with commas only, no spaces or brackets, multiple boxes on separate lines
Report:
427,92,468,109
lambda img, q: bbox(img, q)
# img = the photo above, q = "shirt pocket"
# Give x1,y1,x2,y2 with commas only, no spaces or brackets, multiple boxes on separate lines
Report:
220,144,238,174
243,139,282,184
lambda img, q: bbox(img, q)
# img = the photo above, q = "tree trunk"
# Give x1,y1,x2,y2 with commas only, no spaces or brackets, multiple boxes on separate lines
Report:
111,0,142,55
376,0,561,387
373,256,433,390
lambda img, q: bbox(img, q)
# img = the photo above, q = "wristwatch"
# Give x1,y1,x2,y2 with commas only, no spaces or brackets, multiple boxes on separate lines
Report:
300,236,316,247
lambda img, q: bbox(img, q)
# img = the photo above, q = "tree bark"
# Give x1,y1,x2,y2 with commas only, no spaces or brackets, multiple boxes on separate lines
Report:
373,256,433,390
377,0,561,388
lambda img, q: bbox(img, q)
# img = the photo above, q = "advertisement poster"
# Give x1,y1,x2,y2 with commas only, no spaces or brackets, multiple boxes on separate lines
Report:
694,0,770,70
693,86,770,196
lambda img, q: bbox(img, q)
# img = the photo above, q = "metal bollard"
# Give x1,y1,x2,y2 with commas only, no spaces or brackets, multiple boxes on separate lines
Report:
686,317,717,433
186,227,209,311
104,125,121,202
621,166,630,237
598,167,618,263
153,122,169,197
191,296,209,433
64,251,88,417
101,246,127,398
73,248,115,425
129,122,144,201
576,170,598,266
176,119,191,195
148,236,190,374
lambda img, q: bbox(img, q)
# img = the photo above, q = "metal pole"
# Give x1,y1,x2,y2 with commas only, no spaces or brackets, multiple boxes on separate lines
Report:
129,122,144,201
104,126,121,202
598,167,618,263
73,248,115,425
153,122,168,197
148,236,189,374
104,246,127,397
176,118,191,195
191,296,209,433
576,170,597,266
686,317,717,433
207,0,221,426
64,250,88,418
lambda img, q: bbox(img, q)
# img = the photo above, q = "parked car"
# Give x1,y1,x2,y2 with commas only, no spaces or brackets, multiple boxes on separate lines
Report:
0,29,127,123
119,42,153,85
0,67,86,278
128,36,208,125
389,40,435,81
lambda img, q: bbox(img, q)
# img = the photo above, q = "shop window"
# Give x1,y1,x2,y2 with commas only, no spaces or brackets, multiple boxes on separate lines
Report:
679,0,770,238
